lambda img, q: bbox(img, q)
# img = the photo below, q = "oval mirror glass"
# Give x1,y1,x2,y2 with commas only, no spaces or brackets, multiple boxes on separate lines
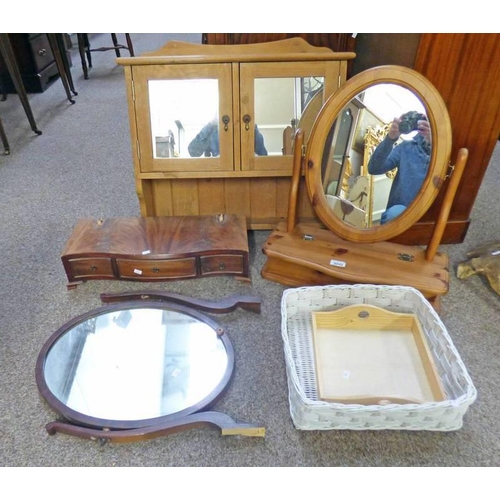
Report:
306,66,452,243
36,302,233,430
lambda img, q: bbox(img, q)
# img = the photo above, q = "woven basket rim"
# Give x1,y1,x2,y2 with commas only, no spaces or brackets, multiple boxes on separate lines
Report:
281,284,477,412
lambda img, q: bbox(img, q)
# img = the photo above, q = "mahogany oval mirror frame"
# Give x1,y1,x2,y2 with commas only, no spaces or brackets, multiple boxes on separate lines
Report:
305,65,452,244
35,301,235,432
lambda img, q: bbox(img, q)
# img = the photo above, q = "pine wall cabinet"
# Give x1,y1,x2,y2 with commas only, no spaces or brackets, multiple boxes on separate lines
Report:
118,39,355,229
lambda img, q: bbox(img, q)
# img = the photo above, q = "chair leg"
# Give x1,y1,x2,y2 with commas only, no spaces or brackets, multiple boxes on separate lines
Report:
77,33,89,79
0,116,10,155
56,34,77,96
47,34,75,104
83,33,92,68
111,33,121,57
125,34,135,56
76,33,135,80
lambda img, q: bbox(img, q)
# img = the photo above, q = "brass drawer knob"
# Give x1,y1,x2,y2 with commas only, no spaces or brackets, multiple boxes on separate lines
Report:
152,267,160,273
218,262,226,270
89,265,97,272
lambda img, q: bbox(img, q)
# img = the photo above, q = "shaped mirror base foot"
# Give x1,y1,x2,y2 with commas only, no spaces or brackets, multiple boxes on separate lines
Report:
45,411,265,443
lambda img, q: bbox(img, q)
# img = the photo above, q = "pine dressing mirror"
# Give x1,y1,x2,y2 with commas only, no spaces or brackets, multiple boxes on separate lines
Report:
306,66,452,243
262,66,469,309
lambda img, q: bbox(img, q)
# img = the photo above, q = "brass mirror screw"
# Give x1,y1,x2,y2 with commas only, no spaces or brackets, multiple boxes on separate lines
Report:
445,163,455,180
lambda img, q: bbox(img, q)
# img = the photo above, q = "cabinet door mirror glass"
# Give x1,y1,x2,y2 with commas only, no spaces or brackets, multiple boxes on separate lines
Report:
149,76,325,160
254,76,324,157
150,79,220,159
320,83,430,228
39,304,232,426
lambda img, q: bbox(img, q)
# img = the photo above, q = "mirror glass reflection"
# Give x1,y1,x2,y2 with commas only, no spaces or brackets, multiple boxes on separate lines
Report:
321,83,431,228
43,308,228,421
254,76,324,157
149,79,220,159
149,76,324,160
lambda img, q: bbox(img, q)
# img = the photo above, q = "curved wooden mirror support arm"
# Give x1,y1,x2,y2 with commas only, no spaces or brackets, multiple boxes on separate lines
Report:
287,129,305,233
46,411,266,444
100,292,261,314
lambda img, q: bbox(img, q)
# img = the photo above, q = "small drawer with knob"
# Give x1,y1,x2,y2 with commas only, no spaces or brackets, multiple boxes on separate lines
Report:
30,34,55,73
116,258,197,280
200,254,245,276
66,257,114,280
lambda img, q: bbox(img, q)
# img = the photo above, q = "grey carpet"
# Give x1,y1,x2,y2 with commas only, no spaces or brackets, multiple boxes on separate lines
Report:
1,33,499,467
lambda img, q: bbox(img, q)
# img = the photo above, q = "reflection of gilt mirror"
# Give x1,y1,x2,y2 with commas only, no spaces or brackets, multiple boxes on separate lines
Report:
262,66,469,309
36,294,265,442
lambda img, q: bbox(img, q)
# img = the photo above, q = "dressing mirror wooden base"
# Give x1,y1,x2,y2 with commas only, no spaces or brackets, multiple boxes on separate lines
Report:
262,222,446,309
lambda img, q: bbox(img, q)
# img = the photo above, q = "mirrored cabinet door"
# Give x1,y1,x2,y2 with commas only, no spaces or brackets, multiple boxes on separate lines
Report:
133,63,234,172
239,61,340,172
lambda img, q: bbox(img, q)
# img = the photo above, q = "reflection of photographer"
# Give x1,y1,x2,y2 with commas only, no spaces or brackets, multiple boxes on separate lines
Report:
368,111,431,224
188,119,268,157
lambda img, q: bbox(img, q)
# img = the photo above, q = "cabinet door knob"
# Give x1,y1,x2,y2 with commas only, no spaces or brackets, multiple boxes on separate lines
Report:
243,114,251,131
38,48,47,56
221,115,230,131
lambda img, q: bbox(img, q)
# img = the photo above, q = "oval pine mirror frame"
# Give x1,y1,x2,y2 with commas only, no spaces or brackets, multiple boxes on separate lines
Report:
305,66,452,244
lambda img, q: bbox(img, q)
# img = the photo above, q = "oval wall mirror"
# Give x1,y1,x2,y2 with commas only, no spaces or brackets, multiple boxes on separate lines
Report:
305,66,452,243
35,299,244,440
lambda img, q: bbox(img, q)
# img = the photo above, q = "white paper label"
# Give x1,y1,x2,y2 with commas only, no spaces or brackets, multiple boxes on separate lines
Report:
330,259,346,268
142,250,151,255
133,269,143,275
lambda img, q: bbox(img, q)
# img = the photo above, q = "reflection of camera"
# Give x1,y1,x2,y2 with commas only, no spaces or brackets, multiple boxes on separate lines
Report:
398,111,427,134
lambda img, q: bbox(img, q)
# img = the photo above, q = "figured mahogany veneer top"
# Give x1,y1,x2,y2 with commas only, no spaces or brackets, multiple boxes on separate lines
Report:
62,215,249,258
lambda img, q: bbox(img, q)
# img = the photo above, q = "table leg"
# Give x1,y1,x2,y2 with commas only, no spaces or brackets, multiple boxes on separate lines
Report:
0,34,41,135
77,33,90,79
125,34,135,56
47,34,76,104
55,34,77,96
111,33,121,57
0,116,10,154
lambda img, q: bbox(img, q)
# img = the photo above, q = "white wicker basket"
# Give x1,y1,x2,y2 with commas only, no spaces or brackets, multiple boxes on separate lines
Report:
281,284,477,431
